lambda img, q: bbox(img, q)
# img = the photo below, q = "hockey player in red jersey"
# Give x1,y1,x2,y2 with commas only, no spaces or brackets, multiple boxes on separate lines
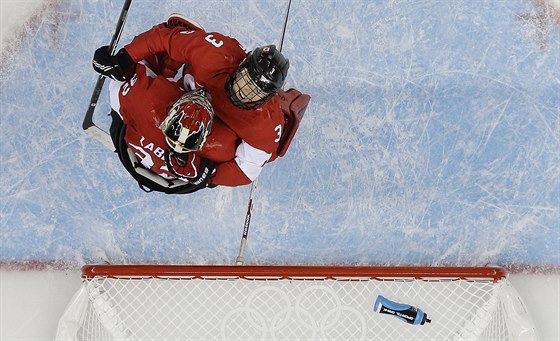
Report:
106,63,240,193
93,14,290,191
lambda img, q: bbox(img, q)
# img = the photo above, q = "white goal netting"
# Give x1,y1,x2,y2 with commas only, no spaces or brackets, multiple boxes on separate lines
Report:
56,266,537,341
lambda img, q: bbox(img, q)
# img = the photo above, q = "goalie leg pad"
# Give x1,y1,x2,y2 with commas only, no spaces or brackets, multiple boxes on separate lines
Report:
167,14,204,32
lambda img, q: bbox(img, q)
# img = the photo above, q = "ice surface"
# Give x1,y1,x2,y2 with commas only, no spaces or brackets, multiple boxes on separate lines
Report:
0,0,558,267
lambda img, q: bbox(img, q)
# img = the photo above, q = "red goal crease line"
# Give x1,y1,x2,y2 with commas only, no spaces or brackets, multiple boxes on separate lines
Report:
1,261,558,276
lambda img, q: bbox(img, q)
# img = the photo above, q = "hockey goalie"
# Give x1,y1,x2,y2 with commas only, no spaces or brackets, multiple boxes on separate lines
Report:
92,14,310,194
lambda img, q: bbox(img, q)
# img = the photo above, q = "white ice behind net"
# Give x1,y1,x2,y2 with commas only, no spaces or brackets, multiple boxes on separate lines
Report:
73,276,518,341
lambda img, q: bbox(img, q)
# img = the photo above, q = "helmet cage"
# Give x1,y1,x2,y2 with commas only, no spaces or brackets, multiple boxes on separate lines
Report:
225,63,274,110
160,88,214,153
226,45,289,110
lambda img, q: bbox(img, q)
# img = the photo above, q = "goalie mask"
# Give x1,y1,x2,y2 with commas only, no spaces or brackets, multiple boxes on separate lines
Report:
160,88,214,153
225,45,289,110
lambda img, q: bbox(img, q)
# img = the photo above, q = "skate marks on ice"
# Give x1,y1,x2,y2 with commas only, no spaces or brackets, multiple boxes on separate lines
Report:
0,0,558,266
254,0,559,265
517,0,560,50
0,0,78,72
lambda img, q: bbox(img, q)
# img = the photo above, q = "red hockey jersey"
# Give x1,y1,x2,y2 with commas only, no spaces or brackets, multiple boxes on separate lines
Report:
123,25,285,182
109,63,248,186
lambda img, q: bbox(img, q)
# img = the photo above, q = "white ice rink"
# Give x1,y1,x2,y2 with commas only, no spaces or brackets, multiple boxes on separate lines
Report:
0,0,559,339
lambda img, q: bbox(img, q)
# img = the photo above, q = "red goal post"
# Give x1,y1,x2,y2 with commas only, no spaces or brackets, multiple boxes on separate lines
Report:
81,264,507,281
56,265,538,341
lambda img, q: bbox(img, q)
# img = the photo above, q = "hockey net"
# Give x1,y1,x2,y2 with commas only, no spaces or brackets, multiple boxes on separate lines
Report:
56,265,537,341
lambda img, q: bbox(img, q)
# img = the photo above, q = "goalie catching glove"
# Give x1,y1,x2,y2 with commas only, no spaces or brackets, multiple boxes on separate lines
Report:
92,46,135,81
165,151,215,188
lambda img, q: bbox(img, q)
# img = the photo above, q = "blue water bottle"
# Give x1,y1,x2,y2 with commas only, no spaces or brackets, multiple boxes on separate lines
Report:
374,295,431,325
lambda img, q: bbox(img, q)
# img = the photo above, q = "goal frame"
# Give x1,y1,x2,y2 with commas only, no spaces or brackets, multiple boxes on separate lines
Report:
81,264,507,281
57,265,538,341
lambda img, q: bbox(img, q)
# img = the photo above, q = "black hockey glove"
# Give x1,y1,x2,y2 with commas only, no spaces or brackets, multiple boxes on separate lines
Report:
92,46,135,81
165,151,215,188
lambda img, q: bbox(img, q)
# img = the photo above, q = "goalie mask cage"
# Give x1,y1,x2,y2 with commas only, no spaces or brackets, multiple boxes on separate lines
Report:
56,265,537,341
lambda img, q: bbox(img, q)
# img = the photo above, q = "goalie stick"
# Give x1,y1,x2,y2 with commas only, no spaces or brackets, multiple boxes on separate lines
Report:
235,0,293,266
83,0,133,150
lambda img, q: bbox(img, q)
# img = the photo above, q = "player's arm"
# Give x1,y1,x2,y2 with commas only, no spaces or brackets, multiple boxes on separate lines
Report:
211,112,285,186
124,25,201,63
123,25,239,70
209,141,272,187
93,24,233,81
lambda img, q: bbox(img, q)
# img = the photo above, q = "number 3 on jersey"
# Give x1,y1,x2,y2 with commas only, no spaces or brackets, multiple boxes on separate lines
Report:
205,34,223,48
274,124,282,143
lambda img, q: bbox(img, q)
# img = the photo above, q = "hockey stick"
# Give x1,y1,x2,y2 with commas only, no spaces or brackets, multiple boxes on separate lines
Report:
83,0,133,150
235,180,257,265
279,0,292,52
235,0,292,266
